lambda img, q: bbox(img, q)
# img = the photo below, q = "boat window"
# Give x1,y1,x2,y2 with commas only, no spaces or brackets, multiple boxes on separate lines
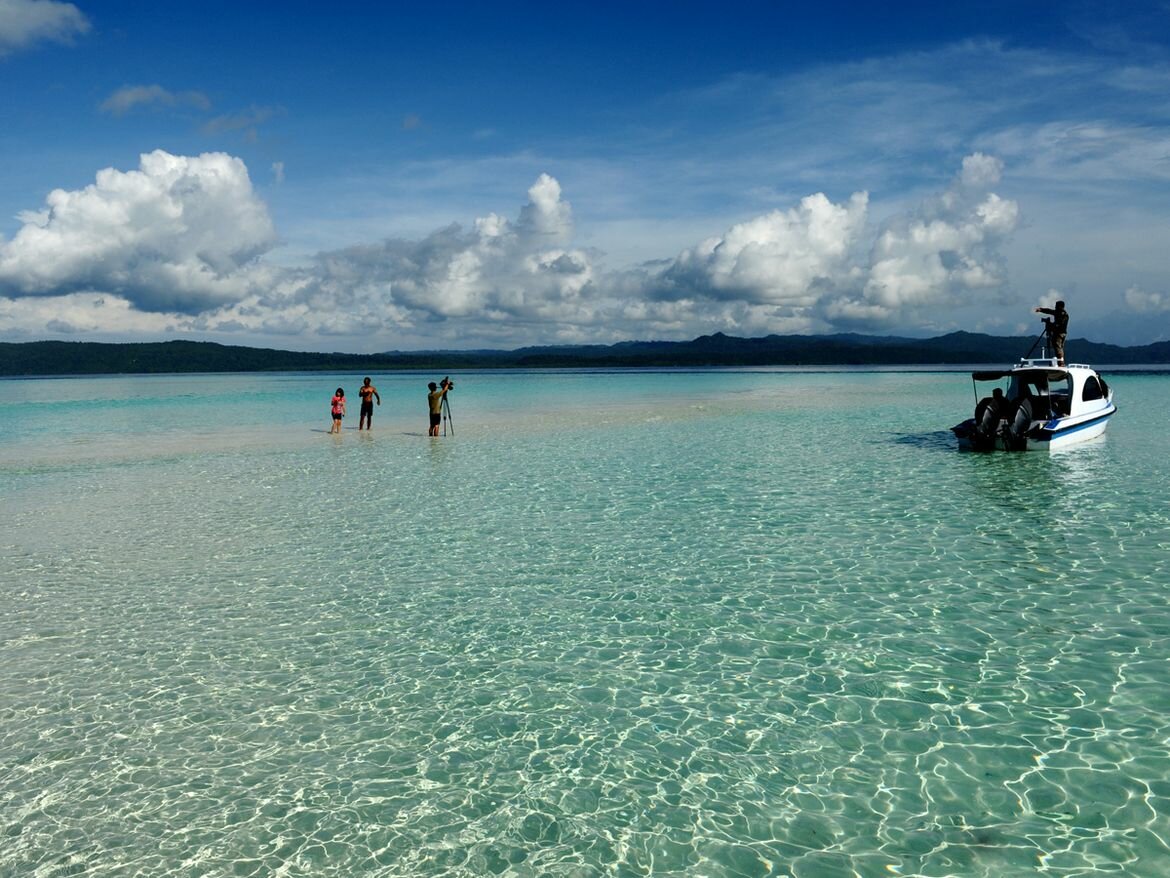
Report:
1082,376,1103,401
1009,375,1052,398
1049,374,1072,415
1007,377,1036,399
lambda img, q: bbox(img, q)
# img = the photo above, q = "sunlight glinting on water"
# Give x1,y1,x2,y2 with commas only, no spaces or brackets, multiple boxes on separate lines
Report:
2,370,1168,876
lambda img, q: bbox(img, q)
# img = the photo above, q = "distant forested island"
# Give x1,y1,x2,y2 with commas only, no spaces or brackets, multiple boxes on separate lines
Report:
3,332,1170,376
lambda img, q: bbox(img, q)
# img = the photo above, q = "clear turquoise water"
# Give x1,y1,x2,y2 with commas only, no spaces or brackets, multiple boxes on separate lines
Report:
1,369,1168,877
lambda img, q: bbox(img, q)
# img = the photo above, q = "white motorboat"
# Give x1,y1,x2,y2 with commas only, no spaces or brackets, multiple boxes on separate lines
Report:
952,357,1117,451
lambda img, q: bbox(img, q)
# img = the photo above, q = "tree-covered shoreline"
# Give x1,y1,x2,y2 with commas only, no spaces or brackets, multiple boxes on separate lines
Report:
3,332,1169,377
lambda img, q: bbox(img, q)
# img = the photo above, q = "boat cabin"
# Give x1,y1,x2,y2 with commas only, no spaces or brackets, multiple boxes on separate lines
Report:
972,358,1109,421
955,356,1115,452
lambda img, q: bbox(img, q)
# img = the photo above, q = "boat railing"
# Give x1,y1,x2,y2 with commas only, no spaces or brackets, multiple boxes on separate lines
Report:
1016,358,1093,371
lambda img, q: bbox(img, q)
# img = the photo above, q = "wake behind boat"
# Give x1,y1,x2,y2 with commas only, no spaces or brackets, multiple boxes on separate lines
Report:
952,357,1116,451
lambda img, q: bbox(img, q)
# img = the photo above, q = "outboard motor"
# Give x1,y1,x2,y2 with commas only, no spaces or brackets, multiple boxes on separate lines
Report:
1004,397,1033,451
971,395,1004,451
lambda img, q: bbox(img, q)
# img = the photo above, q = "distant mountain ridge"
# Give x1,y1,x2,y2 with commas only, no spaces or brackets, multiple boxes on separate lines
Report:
2,331,1169,376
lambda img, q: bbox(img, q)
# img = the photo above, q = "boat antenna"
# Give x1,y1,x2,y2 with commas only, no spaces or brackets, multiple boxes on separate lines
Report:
1022,328,1047,360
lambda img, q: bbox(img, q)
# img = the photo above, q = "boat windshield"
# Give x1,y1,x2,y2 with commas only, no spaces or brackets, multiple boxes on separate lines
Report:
1007,370,1073,418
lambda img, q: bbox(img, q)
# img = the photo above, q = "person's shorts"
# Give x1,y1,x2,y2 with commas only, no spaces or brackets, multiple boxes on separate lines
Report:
430,413,441,427
333,413,343,421
360,402,374,416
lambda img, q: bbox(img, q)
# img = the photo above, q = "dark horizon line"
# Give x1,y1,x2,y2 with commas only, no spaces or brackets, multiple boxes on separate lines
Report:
3,330,1170,377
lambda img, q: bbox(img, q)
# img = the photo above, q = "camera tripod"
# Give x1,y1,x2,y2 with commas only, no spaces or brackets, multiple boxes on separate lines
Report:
441,393,454,436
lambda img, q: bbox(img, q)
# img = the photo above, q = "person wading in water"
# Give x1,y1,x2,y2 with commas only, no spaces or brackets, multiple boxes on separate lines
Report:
357,377,380,430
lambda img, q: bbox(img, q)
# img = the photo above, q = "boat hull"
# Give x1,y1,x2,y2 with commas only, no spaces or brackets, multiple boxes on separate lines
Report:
953,402,1116,451
1034,406,1115,450
953,358,1116,452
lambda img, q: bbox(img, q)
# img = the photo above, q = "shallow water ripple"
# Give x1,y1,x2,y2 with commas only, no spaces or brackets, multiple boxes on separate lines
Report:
2,372,1169,876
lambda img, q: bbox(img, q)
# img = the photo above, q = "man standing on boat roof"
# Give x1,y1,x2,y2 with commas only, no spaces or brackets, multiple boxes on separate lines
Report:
1034,300,1069,367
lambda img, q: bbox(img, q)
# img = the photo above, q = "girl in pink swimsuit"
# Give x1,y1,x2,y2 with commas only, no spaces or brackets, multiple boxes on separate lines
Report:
329,388,346,433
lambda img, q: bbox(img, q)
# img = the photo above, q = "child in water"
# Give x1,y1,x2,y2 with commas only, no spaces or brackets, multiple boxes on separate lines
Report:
329,387,346,433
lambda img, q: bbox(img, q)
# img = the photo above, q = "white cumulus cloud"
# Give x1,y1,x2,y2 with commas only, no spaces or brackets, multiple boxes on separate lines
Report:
0,292,177,337
639,152,1017,334
1124,285,1170,313
960,152,1004,188
658,192,869,308
168,172,602,345
824,155,1019,327
0,0,88,55
517,173,573,243
0,150,277,313
1,152,1023,347
310,175,590,320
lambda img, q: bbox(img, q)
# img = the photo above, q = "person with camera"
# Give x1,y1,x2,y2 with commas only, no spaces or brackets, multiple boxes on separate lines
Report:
1034,300,1069,366
427,377,453,436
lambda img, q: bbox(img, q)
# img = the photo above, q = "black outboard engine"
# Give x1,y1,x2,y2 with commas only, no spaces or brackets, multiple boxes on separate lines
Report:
1003,397,1033,451
971,395,1004,451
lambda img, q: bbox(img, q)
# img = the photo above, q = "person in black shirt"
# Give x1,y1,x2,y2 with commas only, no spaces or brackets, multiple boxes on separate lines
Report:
1034,300,1069,366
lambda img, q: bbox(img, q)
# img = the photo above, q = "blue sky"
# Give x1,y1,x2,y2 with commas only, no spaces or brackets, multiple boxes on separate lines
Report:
2,0,1170,351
